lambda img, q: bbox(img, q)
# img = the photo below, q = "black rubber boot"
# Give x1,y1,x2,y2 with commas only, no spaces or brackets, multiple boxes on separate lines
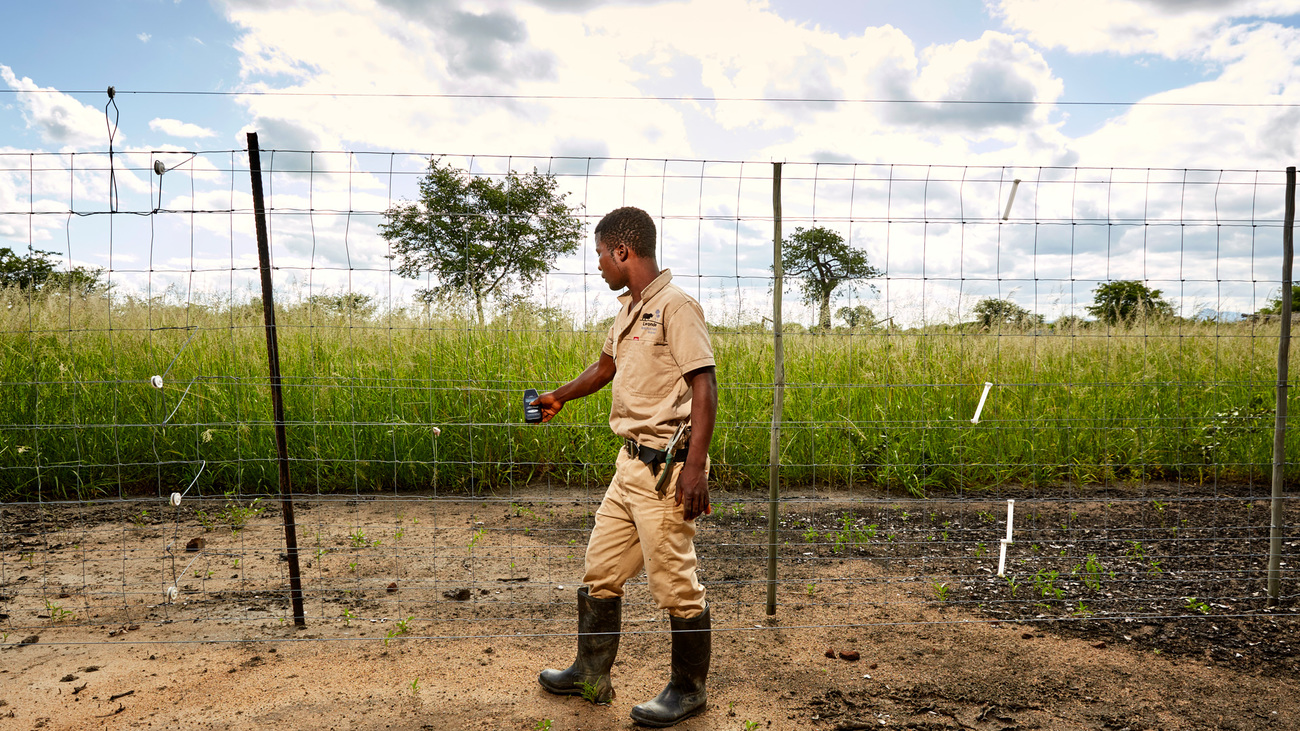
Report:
538,587,621,703
630,604,711,727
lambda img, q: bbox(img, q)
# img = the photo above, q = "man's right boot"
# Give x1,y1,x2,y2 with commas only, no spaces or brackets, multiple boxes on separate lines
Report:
538,587,622,703
629,604,711,727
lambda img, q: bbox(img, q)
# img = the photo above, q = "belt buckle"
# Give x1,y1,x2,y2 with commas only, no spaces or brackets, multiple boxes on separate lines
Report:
624,438,639,458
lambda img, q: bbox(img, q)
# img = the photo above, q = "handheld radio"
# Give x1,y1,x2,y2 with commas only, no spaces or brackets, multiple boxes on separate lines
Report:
523,388,543,423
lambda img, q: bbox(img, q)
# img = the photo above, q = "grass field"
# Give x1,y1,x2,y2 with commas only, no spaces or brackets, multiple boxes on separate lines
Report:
1,288,1295,500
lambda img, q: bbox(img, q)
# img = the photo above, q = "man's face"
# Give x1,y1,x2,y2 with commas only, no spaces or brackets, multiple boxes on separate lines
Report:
595,235,627,291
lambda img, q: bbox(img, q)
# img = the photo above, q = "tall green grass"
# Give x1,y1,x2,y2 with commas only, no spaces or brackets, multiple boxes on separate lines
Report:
1,289,1294,500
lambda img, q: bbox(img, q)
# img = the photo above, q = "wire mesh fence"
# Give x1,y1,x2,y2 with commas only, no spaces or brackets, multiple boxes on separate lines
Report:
0,144,1295,661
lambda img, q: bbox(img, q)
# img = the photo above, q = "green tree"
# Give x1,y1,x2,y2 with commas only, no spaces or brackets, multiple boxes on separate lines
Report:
972,297,1043,329
0,247,55,289
836,304,876,329
1086,280,1173,325
781,226,881,330
1257,285,1300,316
380,158,584,324
307,291,377,319
1053,314,1089,331
0,247,106,295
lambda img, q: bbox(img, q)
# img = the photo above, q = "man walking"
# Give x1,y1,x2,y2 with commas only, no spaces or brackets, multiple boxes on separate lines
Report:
531,206,718,727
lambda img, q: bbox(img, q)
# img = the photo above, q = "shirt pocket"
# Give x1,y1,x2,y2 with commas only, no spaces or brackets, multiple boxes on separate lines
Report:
620,340,679,398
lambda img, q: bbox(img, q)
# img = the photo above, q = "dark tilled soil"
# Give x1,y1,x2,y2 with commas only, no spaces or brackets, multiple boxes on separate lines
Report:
702,485,1300,678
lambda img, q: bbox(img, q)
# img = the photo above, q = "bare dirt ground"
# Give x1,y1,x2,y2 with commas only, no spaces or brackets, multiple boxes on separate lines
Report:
1,483,1297,730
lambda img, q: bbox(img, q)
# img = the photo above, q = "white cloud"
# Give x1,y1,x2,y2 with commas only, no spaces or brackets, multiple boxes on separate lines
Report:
150,118,218,138
138,32,152,43
1070,23,1300,167
1,65,110,149
875,31,1063,132
217,0,1068,166
992,0,1300,58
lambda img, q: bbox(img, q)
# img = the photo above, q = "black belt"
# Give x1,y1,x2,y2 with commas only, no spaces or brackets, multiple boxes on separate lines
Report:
624,438,689,476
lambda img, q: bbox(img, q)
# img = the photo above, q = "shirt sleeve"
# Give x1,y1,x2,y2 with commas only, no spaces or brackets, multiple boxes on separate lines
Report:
602,319,616,358
665,299,715,375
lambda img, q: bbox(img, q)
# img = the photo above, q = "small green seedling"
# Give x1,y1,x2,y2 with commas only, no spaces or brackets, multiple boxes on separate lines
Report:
43,598,74,622
1184,597,1211,614
933,582,951,602
1032,569,1063,600
409,677,420,695
1072,554,1106,592
534,721,553,731
577,678,608,705
744,722,761,731
384,616,415,646
343,608,356,626
200,493,265,535
467,528,487,555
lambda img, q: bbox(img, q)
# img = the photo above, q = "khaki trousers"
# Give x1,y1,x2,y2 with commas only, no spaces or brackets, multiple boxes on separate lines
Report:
583,448,706,618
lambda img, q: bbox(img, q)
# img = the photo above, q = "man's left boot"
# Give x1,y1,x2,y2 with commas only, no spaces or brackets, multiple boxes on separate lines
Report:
629,604,710,727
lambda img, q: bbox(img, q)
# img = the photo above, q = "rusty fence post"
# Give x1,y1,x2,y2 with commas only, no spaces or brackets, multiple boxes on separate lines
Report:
1268,166,1295,606
246,131,307,626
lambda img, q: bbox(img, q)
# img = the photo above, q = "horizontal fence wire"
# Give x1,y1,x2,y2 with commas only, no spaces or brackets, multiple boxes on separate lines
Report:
0,147,1296,667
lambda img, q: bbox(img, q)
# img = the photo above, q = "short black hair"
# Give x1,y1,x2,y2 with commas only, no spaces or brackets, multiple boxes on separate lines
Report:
594,206,656,259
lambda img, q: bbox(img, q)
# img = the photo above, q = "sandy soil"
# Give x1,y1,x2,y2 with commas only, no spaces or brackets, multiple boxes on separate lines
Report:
1,486,1297,730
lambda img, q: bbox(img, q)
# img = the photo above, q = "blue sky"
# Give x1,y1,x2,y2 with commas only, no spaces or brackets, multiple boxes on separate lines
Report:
2,0,1299,324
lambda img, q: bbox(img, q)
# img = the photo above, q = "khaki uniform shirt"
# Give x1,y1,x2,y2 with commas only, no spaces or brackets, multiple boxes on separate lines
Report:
602,269,714,451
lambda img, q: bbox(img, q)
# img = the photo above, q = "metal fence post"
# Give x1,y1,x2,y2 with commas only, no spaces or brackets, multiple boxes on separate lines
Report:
246,132,307,627
767,162,784,616
1269,166,1296,606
